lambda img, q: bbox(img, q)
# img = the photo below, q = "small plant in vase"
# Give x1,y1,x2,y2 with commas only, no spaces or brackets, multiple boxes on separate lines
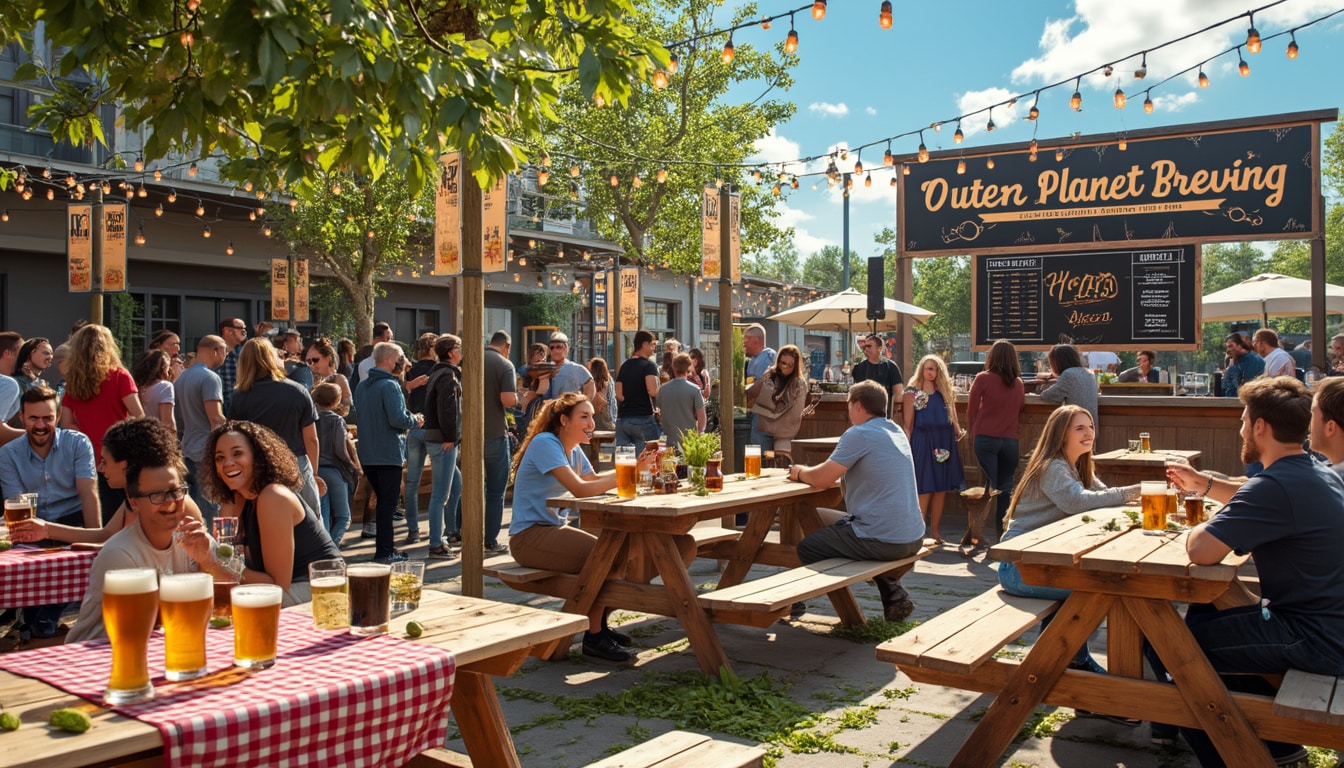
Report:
679,429,721,495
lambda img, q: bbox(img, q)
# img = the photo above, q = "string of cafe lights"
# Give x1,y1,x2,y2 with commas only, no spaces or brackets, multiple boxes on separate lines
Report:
528,0,1340,196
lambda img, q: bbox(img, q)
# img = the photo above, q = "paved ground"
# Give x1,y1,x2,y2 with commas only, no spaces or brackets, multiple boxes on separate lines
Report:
335,506,1247,768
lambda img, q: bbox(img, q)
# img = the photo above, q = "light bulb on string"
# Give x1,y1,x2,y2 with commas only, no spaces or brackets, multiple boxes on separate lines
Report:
1287,32,1299,59
864,173,872,187
760,16,771,29
657,166,668,183
1198,64,1209,88
790,176,799,190
889,176,897,187
570,163,580,177
853,154,863,175
188,162,198,177
195,200,205,216
668,53,679,74
226,241,235,256
879,0,892,29
21,189,31,200
632,174,642,188
1118,135,1128,151
124,187,133,200
902,164,910,176
721,34,734,65
609,172,619,187
594,93,605,107
0,210,7,222
1028,92,1040,121
261,224,272,237
772,183,781,196
131,155,143,172
1055,148,1064,162
167,189,177,203
953,121,963,144
537,168,549,186
985,109,996,132
202,224,211,239
153,169,162,181
134,222,145,245
1114,88,1126,109
653,69,668,89
1070,77,1082,111
137,184,147,198
1237,47,1249,76
1143,91,1154,113
785,15,799,53
812,0,826,20
1030,138,1038,154
986,157,995,170
956,158,966,175
1135,52,1147,79
155,204,164,217
47,189,55,201
917,131,928,163
883,142,894,167
1246,13,1261,53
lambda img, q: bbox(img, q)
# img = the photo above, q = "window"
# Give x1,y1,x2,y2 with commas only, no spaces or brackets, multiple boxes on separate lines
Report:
699,309,719,332
394,307,441,345
643,299,677,337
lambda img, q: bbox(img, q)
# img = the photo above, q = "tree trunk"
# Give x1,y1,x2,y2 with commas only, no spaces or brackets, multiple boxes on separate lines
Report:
349,280,376,347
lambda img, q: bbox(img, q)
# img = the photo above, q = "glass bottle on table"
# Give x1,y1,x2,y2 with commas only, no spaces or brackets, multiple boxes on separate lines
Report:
704,457,724,492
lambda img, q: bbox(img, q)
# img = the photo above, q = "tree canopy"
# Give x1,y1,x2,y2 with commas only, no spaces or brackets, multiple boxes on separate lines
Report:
0,0,668,192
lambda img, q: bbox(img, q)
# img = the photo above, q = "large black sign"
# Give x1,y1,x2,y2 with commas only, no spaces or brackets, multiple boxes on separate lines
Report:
900,117,1317,255
972,245,1198,351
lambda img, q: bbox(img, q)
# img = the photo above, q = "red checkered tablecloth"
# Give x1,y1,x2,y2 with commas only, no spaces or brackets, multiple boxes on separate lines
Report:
0,610,456,768
0,546,97,607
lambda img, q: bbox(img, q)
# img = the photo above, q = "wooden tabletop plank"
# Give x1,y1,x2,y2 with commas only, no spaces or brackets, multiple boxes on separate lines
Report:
1093,449,1201,466
1079,530,1173,574
994,513,1131,566
551,469,834,518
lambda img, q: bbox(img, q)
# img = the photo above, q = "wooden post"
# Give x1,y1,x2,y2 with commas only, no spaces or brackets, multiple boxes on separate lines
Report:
460,169,485,597
718,186,734,468
90,186,104,324
1311,192,1327,372
895,252,914,379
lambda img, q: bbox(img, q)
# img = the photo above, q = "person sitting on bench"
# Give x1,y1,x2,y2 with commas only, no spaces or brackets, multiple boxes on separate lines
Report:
786,380,925,622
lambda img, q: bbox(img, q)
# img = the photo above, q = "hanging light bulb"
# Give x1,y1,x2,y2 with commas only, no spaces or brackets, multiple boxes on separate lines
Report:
986,157,995,170
47,188,56,201
180,30,193,47
956,159,966,175
167,189,177,203
653,69,668,89
594,93,605,107
188,162,198,177
1287,32,1299,59
155,203,164,217
1246,14,1261,53
134,223,145,245
812,0,826,20
721,34,734,65
1055,148,1064,162
1144,91,1154,113
953,121,964,144
537,168,549,186
853,155,863,175
917,132,928,163
1114,88,1126,109
1,210,8,222
195,200,205,216
1118,135,1128,151
137,184,148,198
864,173,872,187
883,145,894,167
1029,138,1038,154
902,164,910,176
186,0,199,11
226,241,235,255
752,169,762,182
632,174,643,188
248,210,256,221
101,181,111,194
202,224,211,238
1070,77,1082,111
124,187,134,200
262,223,272,237
1237,48,1250,76
985,110,996,132
785,16,799,54
879,0,893,29
889,176,897,187
1028,92,1040,121
1135,52,1148,79
791,176,799,190
668,53,679,74
153,169,162,181
772,182,781,196
1198,65,1209,88
609,172,619,187
657,166,668,183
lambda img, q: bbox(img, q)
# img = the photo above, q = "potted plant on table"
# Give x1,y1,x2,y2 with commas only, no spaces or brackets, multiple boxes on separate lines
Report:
679,429,721,495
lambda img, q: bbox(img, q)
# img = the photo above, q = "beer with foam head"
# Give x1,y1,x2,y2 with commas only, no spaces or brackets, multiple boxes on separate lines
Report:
1140,481,1168,532
3,496,30,525
744,444,762,479
614,445,638,499
160,573,214,680
348,563,391,636
231,584,282,668
102,568,159,703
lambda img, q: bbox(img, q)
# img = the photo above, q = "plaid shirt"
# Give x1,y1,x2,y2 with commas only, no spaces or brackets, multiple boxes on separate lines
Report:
219,347,238,416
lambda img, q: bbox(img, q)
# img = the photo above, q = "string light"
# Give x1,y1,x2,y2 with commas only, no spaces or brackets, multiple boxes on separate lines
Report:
956,158,966,175
188,162,198,177
0,211,7,222
167,189,177,203
1027,92,1040,121
653,69,668,89
657,166,668,183
811,0,826,21
668,53,679,74
863,173,872,187
1114,87,1126,109
879,0,893,29
1237,47,1250,76
570,163,581,177
1118,135,1128,151
195,200,205,216
721,34,734,65
1287,32,1299,59
1070,77,1082,111
953,121,963,144
226,241,235,255
1134,52,1148,79
853,152,863,175
155,204,164,217
917,131,928,163
785,15,799,53
1246,13,1261,53
985,109,995,132
1144,90,1155,113
1198,64,1209,88
986,157,995,170
134,221,145,245
202,224,211,238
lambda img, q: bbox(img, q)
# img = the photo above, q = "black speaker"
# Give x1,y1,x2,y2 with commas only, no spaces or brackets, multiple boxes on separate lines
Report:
866,257,886,320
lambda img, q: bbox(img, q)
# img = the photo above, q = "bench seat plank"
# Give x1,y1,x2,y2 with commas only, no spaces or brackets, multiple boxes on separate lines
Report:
687,526,740,547
484,556,557,584
698,551,929,614
584,730,764,768
877,587,1060,676
1273,669,1344,726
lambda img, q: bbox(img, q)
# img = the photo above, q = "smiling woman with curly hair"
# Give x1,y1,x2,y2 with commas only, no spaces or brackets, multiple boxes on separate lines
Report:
202,420,339,607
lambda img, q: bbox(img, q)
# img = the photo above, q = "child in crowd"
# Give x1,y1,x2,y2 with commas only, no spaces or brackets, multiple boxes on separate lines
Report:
312,382,360,546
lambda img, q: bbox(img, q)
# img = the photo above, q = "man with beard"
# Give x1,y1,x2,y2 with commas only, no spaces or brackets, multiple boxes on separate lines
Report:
1148,376,1344,764
0,386,99,641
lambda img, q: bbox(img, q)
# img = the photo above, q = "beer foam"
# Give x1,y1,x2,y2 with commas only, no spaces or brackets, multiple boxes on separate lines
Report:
310,576,347,590
347,564,391,578
103,568,159,595
159,572,213,601
230,584,283,608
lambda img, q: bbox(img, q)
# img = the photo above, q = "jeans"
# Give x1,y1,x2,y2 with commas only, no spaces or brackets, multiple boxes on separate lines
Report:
973,435,1020,530
425,441,462,549
483,435,510,547
614,415,660,448
403,427,428,534
296,456,321,519
1145,602,1339,766
798,521,922,604
749,416,775,452
317,466,351,546
997,559,1096,668
184,456,218,526
364,465,403,558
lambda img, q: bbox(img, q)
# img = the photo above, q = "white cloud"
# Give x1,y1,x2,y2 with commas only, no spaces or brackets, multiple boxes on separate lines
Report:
751,129,809,177
808,101,849,118
771,203,815,230
865,106,878,116
954,87,1020,139
1153,91,1199,112
791,227,832,254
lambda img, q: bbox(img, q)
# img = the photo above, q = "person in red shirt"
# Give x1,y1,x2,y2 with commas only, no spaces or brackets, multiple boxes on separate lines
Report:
967,340,1026,535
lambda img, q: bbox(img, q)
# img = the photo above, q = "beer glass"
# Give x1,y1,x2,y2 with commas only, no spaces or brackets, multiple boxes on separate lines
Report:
614,446,638,499
1184,493,1207,526
3,494,31,525
309,559,349,630
744,445,762,478
231,584,282,668
212,579,238,623
102,568,159,703
348,563,391,636
390,560,424,613
211,517,239,544
1139,432,1152,453
1140,481,1168,534
159,572,214,681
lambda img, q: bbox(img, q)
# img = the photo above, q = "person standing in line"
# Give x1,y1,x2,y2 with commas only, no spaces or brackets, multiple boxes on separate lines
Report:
657,353,706,451
480,331,518,553
174,336,228,520
215,317,247,416
687,348,712,400
660,338,681,383
353,342,422,564
336,338,356,379
1254,328,1296,378
132,349,176,437
422,334,465,559
903,355,965,545
742,324,777,449
1221,333,1265,397
1036,343,1100,431
306,337,353,412
353,322,394,388
542,332,595,401
148,330,184,383
588,357,616,433
401,332,439,546
313,383,359,546
851,332,904,417
277,329,314,389
967,340,1025,534
614,330,661,448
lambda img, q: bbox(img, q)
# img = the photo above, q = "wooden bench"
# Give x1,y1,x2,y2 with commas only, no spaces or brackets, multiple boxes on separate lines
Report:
698,549,931,626
876,586,1060,675
410,730,764,768
1274,669,1344,725
483,526,736,585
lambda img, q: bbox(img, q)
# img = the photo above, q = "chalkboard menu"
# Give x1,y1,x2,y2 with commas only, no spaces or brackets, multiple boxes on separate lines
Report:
972,245,1198,351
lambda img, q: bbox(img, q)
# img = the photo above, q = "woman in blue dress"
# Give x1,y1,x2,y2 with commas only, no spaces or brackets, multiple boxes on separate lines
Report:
903,355,966,544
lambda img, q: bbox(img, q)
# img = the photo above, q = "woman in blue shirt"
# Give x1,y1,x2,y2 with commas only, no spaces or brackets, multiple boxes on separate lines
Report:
509,392,687,663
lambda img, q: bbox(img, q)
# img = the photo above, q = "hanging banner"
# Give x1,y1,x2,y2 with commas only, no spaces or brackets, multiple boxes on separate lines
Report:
728,192,741,281
619,267,640,332
701,187,720,279
898,112,1324,256
271,259,290,321
434,152,462,276
593,270,610,331
293,257,310,322
66,203,93,293
481,175,508,273
100,201,128,293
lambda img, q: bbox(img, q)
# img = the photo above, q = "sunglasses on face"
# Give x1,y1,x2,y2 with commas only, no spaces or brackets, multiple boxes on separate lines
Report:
307,357,321,365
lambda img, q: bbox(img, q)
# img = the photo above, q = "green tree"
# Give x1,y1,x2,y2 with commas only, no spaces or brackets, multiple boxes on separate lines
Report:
800,245,864,292
544,0,796,272
0,0,667,192
911,255,970,356
743,239,801,284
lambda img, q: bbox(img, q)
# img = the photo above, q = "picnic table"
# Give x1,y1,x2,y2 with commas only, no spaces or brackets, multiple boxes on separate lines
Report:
0,544,98,607
878,508,1344,767
0,589,585,768
788,436,840,468
1091,448,1201,486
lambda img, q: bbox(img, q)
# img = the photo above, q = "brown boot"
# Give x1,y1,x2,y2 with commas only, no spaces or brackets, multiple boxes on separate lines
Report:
873,575,914,622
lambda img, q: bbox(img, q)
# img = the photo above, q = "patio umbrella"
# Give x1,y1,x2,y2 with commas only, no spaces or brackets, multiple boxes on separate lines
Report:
768,288,934,333
1199,273,1344,325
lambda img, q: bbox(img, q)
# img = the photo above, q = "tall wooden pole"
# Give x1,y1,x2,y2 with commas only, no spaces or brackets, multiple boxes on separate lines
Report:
90,186,104,324
459,170,485,597
1311,191,1327,372
717,185,734,468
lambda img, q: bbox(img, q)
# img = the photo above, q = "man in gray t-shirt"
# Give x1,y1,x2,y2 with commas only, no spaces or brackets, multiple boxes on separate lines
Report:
482,332,519,550
656,354,705,451
786,380,924,622
174,336,227,518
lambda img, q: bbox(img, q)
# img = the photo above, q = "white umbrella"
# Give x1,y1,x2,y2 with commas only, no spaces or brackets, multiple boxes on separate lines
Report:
1200,273,1344,325
768,288,934,333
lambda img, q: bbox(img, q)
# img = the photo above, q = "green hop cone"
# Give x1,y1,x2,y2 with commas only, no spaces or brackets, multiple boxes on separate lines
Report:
215,543,234,561
406,620,425,638
0,712,20,731
49,708,92,733
0,540,12,552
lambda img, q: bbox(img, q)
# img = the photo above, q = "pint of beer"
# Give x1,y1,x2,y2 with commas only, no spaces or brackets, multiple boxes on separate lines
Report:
744,444,762,479
309,559,349,630
160,573,214,681
231,584,282,668
213,580,238,623
3,495,30,525
614,446,638,500
102,568,159,703
1140,481,1168,533
348,563,391,636
1184,494,1207,525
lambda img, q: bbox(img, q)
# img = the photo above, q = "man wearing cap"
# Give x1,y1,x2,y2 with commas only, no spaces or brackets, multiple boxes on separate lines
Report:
542,332,595,401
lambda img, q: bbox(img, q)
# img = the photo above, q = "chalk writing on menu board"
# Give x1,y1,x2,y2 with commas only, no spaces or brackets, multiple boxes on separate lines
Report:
973,245,1197,350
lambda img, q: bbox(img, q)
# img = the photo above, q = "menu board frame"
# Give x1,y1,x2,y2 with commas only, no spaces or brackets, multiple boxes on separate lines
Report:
971,245,1199,352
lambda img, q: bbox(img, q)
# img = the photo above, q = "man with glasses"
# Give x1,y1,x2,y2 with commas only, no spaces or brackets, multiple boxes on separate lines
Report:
216,317,248,416
852,333,904,418
0,386,99,641
542,332,595,401
68,457,231,642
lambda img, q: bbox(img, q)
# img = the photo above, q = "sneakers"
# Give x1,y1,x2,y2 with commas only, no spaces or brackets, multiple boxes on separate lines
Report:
1067,656,1108,675
789,602,807,620
883,597,915,623
582,631,635,664
361,523,377,539
373,551,408,565
427,546,456,560
447,533,462,548
484,542,509,555
602,625,632,646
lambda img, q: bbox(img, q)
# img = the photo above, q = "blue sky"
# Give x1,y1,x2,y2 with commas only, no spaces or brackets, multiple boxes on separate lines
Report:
735,0,1344,261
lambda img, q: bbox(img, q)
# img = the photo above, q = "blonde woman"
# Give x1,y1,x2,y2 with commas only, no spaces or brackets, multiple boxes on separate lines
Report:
61,324,145,522
902,355,965,544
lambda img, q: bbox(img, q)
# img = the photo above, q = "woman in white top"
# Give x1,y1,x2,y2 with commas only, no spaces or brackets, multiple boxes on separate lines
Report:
133,349,176,437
